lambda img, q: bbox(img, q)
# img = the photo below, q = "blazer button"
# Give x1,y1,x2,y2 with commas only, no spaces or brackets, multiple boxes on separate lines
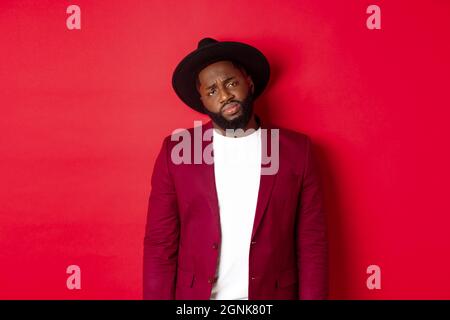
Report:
251,241,256,245
212,243,218,250
208,276,217,284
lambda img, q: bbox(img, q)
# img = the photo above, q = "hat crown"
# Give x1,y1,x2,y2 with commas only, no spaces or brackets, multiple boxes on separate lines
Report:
173,37,270,114
197,37,218,49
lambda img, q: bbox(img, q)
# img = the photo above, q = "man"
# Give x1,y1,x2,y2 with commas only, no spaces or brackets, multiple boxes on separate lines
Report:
143,37,328,300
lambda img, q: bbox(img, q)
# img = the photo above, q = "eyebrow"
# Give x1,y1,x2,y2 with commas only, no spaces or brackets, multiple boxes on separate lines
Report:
205,77,235,90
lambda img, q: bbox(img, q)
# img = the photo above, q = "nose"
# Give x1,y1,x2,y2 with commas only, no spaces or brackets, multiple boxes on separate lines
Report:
218,86,234,105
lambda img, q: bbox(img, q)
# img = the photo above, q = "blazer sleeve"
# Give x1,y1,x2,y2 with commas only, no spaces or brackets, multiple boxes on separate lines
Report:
296,136,329,299
143,136,180,300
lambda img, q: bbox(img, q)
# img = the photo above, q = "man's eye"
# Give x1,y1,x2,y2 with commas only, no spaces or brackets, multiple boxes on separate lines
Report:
227,81,238,87
208,89,216,96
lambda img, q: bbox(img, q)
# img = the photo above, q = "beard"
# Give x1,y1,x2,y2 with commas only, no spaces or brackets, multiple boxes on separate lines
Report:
202,90,255,131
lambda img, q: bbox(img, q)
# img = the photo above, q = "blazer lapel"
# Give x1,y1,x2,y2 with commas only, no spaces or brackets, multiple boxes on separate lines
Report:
251,117,277,240
199,120,222,237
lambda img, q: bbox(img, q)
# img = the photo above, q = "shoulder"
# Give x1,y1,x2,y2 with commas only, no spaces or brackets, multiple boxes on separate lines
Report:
160,121,314,151
279,126,310,143
266,123,312,151
161,123,201,146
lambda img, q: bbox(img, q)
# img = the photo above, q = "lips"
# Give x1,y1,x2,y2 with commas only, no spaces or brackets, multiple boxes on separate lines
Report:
222,103,240,115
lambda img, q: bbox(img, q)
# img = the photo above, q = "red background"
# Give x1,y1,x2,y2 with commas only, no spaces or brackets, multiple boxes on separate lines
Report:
1,0,450,299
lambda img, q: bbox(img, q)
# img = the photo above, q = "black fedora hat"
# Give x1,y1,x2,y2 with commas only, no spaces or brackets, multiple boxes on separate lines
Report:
172,37,270,114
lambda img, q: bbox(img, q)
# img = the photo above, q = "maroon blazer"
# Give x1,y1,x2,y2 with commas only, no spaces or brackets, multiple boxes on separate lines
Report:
143,115,328,300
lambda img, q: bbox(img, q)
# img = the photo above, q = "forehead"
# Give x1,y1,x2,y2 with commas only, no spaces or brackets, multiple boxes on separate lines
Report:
197,61,242,84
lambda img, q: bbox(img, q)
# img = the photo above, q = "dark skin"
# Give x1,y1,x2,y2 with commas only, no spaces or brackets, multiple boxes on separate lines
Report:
196,61,258,137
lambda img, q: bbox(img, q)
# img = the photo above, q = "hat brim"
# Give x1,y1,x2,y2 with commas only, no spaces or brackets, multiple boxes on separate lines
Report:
172,41,270,114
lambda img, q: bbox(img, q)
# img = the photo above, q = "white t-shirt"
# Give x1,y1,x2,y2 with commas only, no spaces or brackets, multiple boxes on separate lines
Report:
210,126,262,300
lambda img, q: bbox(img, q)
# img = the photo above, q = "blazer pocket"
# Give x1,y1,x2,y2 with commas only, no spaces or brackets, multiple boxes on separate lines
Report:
176,268,195,288
276,268,298,288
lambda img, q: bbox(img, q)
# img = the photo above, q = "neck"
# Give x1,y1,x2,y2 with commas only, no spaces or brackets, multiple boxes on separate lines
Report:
213,114,260,138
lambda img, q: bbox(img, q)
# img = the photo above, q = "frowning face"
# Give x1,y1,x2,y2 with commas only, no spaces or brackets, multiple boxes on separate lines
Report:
196,60,255,130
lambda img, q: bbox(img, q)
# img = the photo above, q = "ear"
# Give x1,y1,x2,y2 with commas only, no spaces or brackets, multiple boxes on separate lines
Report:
197,83,204,101
247,76,255,94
